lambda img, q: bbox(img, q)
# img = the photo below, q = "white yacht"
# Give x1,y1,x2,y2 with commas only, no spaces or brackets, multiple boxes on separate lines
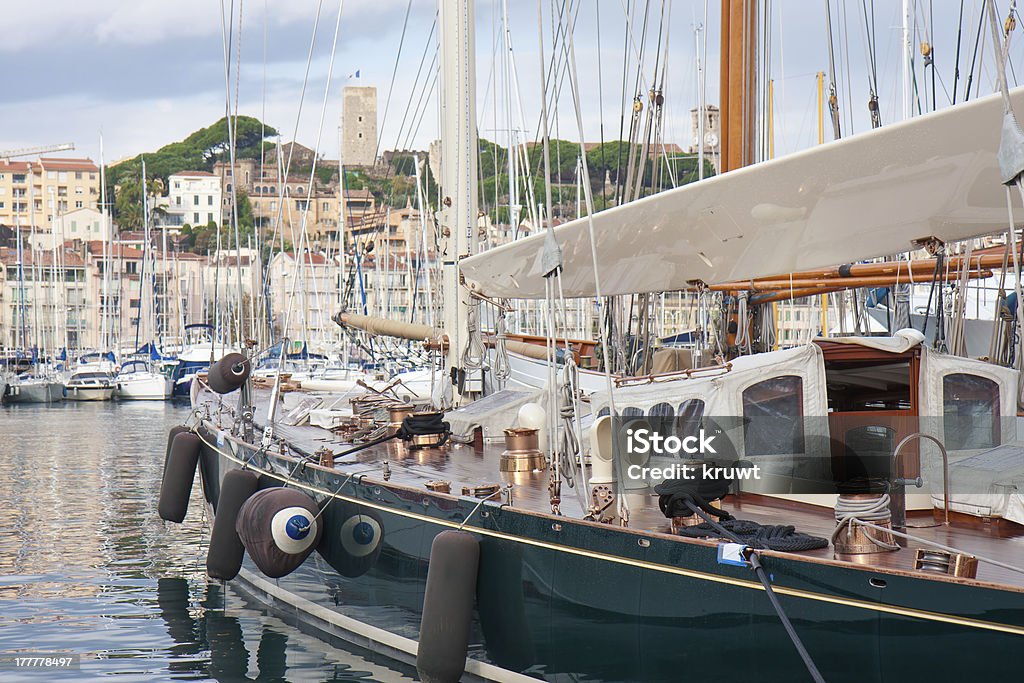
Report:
114,359,173,400
63,352,117,402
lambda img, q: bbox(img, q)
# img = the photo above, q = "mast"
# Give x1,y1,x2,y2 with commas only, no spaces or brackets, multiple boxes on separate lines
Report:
902,0,913,121
28,163,41,359
719,0,758,172
696,1,708,181
99,135,110,351
438,0,478,403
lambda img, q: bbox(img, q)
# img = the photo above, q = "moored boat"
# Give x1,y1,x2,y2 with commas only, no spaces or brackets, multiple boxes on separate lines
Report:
63,351,117,402
4,374,64,404
114,359,173,400
162,1,1024,680
64,371,116,401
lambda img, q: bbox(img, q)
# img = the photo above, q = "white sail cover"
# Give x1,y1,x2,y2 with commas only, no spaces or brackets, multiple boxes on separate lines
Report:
461,88,1024,299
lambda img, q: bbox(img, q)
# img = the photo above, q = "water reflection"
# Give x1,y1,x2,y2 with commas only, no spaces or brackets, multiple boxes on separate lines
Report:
157,578,387,681
0,403,409,682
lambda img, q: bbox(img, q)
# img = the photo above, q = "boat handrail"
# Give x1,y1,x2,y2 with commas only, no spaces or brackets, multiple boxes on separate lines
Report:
615,361,733,387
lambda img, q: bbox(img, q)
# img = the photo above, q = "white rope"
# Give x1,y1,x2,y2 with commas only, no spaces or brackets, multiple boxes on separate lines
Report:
555,273,589,498
855,520,1024,576
831,493,900,551
492,303,511,382
461,300,485,370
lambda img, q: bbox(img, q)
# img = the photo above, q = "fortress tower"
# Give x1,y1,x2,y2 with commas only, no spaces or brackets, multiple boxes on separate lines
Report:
342,85,378,167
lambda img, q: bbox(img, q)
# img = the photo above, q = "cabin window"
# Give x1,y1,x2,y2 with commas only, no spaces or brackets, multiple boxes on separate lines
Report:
824,359,911,412
742,375,804,456
647,402,673,417
943,373,1000,450
841,424,896,481
676,398,706,444
597,407,610,418
622,407,643,418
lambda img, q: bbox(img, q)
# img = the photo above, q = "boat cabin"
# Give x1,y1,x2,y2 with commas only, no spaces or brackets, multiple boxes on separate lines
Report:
591,330,1023,525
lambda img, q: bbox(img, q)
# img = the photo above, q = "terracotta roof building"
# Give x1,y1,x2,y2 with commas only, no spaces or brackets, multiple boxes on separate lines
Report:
0,156,101,231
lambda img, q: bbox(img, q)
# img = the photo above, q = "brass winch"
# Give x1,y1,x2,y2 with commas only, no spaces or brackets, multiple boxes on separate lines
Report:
406,411,450,450
833,491,898,556
388,404,415,435
671,498,723,532
316,447,335,468
500,428,547,472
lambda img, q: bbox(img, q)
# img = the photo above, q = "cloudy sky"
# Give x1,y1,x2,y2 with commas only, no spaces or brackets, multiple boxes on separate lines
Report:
0,1,1018,167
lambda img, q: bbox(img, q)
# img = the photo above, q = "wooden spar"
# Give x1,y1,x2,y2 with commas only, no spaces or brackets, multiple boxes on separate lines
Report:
709,253,1016,290
746,271,994,305
334,312,442,343
726,270,993,293
720,0,757,172
750,286,850,305
333,312,563,361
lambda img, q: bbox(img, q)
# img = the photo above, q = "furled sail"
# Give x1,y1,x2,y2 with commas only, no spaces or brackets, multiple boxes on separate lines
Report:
461,88,1024,300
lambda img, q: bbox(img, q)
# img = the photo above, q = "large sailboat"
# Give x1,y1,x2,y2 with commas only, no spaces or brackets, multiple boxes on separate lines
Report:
163,2,1024,681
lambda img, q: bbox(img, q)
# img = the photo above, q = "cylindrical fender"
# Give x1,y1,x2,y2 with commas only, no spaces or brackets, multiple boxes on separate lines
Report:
207,469,260,580
416,530,480,683
159,432,201,523
207,352,251,394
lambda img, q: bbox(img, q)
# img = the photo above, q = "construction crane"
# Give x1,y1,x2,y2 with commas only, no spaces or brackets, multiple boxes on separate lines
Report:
0,142,75,161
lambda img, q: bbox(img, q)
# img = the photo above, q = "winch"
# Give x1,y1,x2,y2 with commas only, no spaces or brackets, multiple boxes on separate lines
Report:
499,428,547,472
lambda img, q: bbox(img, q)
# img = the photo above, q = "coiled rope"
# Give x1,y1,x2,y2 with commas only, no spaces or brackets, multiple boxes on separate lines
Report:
492,305,511,382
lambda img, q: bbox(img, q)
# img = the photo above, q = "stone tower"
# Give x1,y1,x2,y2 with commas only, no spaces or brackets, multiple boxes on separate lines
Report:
342,85,377,167
688,104,721,172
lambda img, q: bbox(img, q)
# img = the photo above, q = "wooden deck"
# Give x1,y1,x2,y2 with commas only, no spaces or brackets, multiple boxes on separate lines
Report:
220,387,1024,593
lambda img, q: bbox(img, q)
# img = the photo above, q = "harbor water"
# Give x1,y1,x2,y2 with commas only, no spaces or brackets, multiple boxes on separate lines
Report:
0,402,414,682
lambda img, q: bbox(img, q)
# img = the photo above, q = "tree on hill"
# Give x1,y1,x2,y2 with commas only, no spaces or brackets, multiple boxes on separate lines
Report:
106,116,278,190
113,176,165,231
106,116,277,230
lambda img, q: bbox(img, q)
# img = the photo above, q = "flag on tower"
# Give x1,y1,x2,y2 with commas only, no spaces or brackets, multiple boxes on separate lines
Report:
348,69,361,80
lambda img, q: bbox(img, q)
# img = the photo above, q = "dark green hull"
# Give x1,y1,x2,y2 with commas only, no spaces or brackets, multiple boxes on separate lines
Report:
200,427,1024,682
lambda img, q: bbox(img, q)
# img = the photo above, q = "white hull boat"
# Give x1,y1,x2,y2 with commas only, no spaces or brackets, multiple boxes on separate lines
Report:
64,369,116,402
115,374,173,400
63,385,116,402
115,361,173,401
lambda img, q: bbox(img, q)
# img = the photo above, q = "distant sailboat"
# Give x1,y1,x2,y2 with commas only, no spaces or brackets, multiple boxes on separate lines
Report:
63,351,117,402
